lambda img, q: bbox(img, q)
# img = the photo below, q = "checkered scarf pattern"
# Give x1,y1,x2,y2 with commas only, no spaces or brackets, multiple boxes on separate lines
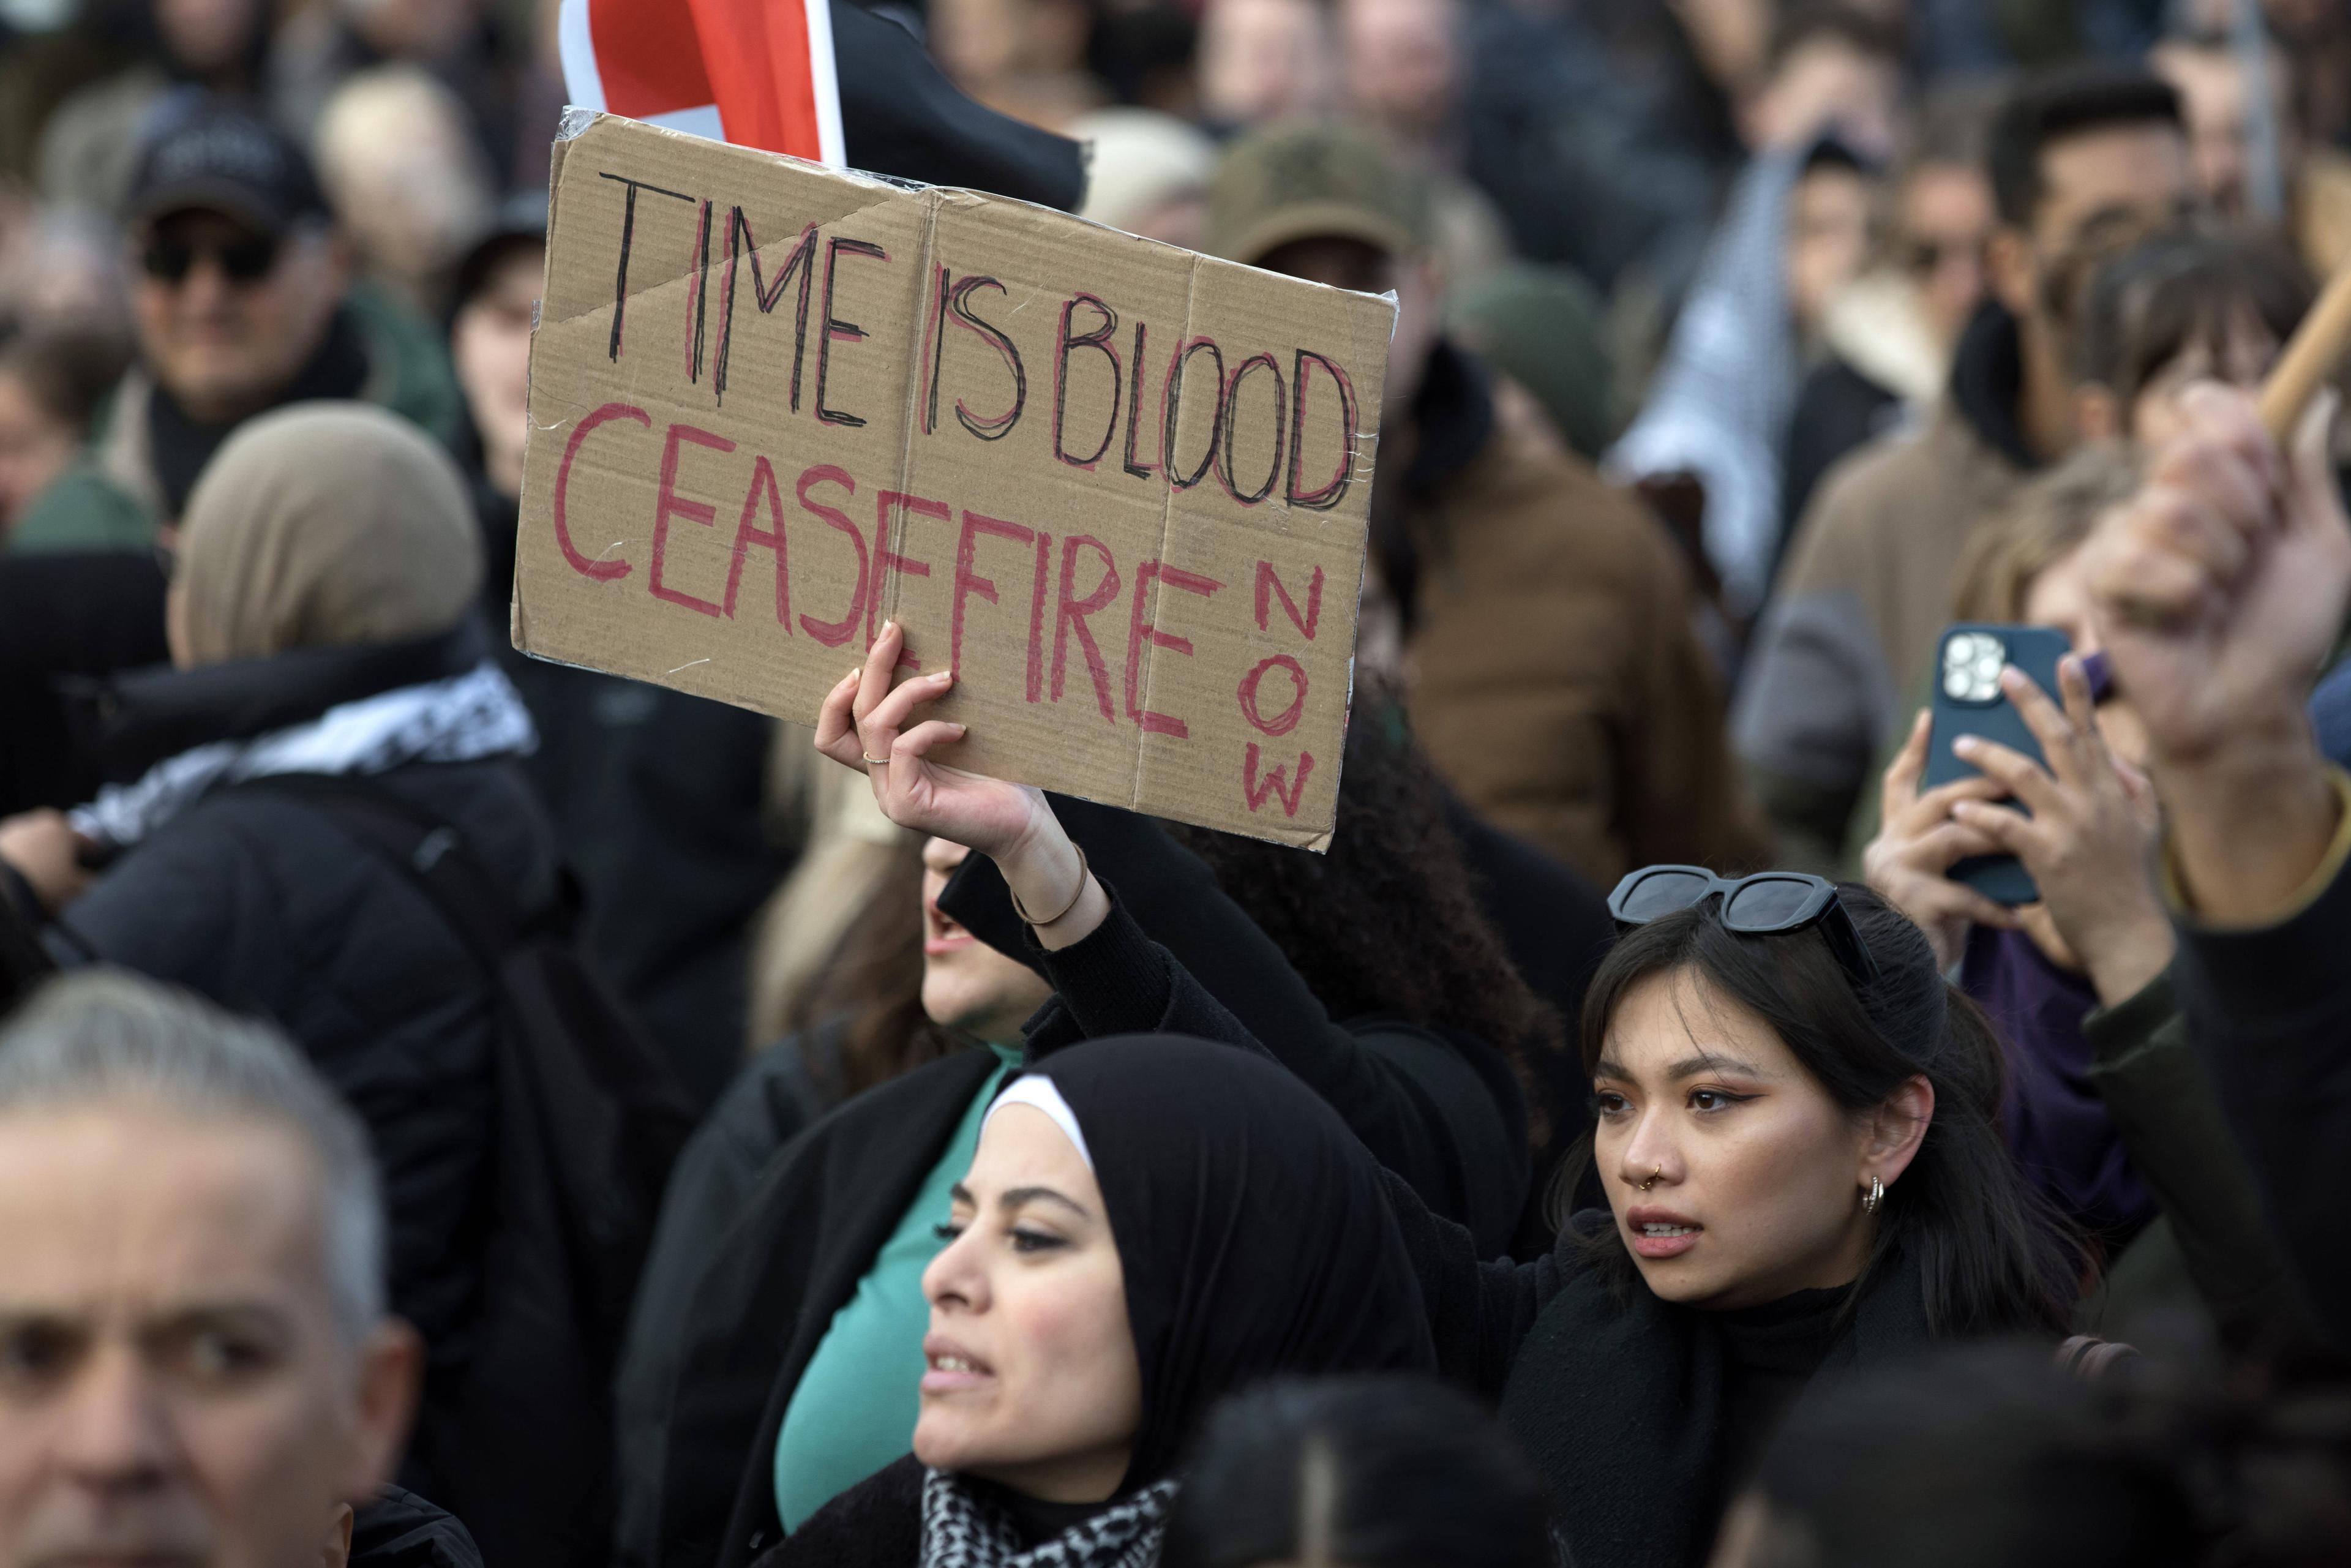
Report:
918,1469,1179,1568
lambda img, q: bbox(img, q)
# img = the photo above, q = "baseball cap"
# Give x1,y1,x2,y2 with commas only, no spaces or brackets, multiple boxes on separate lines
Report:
1206,122,1432,269
125,97,329,236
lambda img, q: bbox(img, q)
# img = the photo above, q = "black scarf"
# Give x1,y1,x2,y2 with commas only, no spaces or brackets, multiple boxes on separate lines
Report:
1012,1037,1436,1493
146,305,372,517
1496,1217,1932,1568
1945,300,2041,475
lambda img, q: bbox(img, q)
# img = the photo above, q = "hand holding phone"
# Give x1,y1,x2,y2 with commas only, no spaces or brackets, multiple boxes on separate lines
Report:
1920,623,2073,907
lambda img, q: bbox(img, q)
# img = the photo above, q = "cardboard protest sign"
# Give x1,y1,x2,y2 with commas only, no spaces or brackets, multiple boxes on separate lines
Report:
515,111,1393,847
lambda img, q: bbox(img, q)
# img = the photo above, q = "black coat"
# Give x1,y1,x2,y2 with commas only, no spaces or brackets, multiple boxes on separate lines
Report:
39,644,561,1515
2175,844,2351,1337
624,816,1528,1568
353,1488,486,1568
749,1456,924,1568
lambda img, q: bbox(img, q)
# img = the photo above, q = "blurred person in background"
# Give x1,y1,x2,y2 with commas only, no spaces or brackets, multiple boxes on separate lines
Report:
1779,88,1998,569
926,0,1106,130
441,193,792,1109
34,0,272,216
13,99,460,552
0,328,131,549
269,0,534,185
1335,0,1513,288
1607,7,1903,625
0,203,132,342
0,970,438,1568
1738,66,2191,872
1445,262,1616,463
1070,106,1215,248
1712,1345,2351,1567
1158,1376,1554,1568
1194,0,1332,131
1212,121,1766,888
312,65,495,318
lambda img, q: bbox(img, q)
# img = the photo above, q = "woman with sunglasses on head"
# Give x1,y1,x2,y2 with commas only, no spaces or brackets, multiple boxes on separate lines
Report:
821,640,2080,1568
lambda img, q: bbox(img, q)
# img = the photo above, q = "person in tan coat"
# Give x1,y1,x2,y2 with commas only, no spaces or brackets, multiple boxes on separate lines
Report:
1736,67,2193,870
1207,123,1766,886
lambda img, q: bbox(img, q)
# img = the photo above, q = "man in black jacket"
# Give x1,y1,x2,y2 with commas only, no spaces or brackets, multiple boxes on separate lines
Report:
0,971,426,1568
2081,381,2351,1339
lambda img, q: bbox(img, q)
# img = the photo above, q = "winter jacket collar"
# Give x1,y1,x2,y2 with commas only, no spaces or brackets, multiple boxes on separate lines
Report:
1498,1218,1931,1568
83,620,491,784
68,625,534,850
1946,301,2039,474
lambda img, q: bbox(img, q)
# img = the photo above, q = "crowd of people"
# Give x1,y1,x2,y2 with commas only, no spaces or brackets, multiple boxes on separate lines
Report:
4,0,2351,1565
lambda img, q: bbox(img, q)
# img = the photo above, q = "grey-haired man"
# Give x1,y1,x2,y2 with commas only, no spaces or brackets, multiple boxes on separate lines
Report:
0,970,421,1568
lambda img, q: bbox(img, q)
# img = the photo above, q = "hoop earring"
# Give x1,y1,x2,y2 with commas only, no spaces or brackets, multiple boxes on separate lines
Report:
1862,1175,1883,1215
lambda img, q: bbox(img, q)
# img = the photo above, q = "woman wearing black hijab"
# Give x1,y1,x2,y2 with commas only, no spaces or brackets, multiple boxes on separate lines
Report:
760,1034,1433,1568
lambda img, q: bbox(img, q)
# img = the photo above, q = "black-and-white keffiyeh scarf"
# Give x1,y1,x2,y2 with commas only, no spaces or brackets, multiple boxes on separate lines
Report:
919,1470,1179,1568
69,660,538,849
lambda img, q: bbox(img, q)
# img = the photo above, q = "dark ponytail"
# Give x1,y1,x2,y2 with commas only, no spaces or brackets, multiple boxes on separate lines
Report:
1577,883,2080,1337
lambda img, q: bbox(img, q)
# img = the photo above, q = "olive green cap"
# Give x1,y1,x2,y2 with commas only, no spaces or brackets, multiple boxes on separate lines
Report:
1206,121,1432,269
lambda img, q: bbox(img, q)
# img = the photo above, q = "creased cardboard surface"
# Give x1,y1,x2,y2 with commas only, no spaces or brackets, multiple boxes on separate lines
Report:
516,112,1392,847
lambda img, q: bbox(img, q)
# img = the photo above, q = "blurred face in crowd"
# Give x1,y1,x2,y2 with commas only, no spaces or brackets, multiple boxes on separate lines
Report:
1787,162,1873,338
0,1101,417,1568
1591,969,1929,1310
1198,0,1333,127
339,0,481,59
921,839,1054,1046
1340,0,1460,144
2153,42,2300,220
157,0,261,77
917,1105,1142,1503
0,371,81,536
1899,160,1996,350
1989,123,2191,335
2020,541,2149,768
931,0,1092,90
132,211,348,425
451,240,544,501
1252,236,1441,418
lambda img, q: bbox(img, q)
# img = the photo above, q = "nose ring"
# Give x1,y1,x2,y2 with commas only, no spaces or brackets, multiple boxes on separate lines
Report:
1639,1164,1662,1191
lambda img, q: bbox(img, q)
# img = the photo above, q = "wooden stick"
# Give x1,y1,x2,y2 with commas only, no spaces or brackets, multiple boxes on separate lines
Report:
2260,258,2351,442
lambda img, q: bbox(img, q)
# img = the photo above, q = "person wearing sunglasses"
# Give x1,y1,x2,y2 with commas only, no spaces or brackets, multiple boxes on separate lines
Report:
817,638,2082,1568
9,97,461,558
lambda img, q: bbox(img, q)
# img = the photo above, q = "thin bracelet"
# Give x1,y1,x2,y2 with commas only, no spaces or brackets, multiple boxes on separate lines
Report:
1009,846,1091,927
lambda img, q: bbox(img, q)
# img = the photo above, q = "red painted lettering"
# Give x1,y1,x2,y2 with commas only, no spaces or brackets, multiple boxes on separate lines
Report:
868,491,948,659
552,401,649,582
951,510,1035,678
1243,745,1315,816
794,465,866,647
724,454,790,625
1125,561,1223,738
1253,561,1325,640
1237,654,1308,737
650,422,732,618
1027,530,1052,703
1052,536,1121,721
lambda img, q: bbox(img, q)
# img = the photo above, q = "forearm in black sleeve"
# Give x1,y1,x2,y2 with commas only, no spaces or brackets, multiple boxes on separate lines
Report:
2173,855,2351,1336
942,797,1491,1216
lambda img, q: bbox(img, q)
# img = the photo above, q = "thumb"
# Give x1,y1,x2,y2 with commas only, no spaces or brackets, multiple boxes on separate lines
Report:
2286,384,2346,541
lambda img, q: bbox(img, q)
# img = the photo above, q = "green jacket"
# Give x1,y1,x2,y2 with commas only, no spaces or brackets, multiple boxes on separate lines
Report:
5,282,463,555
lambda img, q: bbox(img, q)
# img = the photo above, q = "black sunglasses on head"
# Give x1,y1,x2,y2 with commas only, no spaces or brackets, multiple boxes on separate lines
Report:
141,231,279,286
1607,865,1881,987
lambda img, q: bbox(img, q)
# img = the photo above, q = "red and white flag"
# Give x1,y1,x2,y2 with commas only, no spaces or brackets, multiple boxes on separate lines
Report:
558,0,846,165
